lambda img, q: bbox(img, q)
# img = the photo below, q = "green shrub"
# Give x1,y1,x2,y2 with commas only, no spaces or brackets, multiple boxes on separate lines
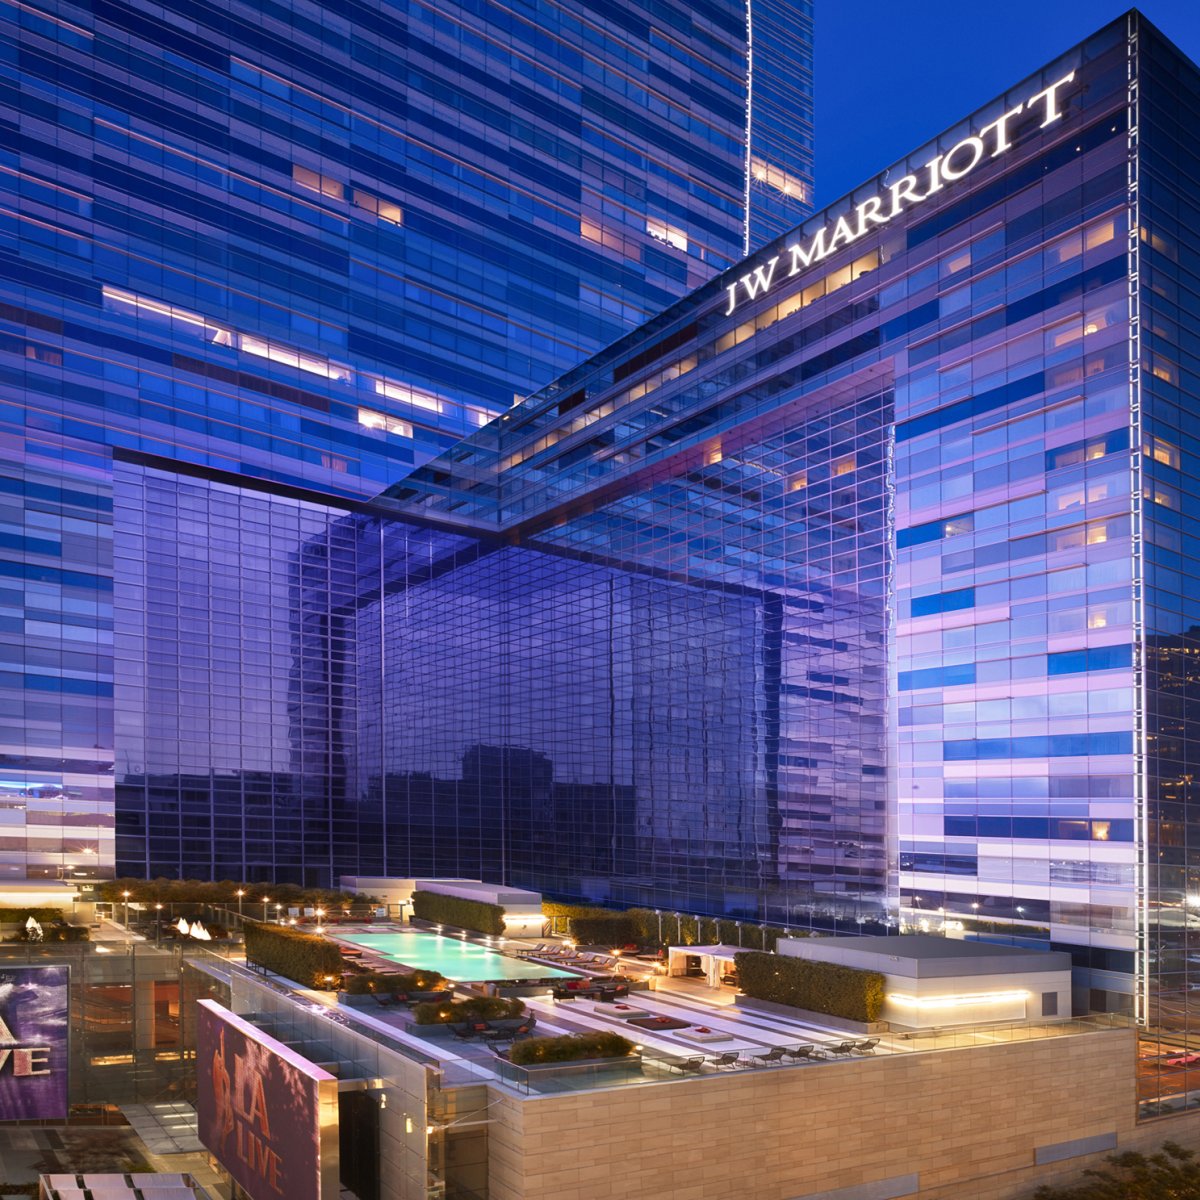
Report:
341,969,445,995
542,902,799,952
734,951,884,1023
411,996,526,1025
1032,1141,1200,1199
508,1031,634,1065
566,915,636,946
0,907,73,924
243,920,344,988
411,890,504,935
96,877,367,908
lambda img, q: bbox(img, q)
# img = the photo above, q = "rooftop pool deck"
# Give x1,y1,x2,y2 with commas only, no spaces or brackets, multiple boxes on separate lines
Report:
336,929,579,981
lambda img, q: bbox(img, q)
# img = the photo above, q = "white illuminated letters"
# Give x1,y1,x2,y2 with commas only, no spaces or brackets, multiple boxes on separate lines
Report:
724,68,1080,315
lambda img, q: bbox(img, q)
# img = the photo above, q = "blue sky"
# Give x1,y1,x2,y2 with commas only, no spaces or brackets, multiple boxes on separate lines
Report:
815,1,1200,205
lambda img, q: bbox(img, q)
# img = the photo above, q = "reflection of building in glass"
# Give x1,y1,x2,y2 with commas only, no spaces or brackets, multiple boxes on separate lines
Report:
361,14,1200,1026
1,0,813,888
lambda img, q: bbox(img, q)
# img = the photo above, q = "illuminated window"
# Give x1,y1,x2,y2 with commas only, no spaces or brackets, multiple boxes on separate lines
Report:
749,158,809,203
1052,523,1113,552
1085,218,1116,251
942,516,974,537
293,164,344,200
834,456,856,477
940,248,971,278
1145,483,1179,509
1144,435,1180,469
1053,478,1119,510
717,251,881,354
241,335,352,382
707,447,723,466
102,285,232,345
353,190,403,225
1088,608,1109,629
357,408,413,438
788,473,808,492
375,378,443,414
581,219,603,243
647,219,687,252
1140,224,1177,259
1148,354,1176,384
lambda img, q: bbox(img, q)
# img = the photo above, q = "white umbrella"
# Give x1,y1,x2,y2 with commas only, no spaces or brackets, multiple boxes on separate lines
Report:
176,917,191,936
190,921,211,941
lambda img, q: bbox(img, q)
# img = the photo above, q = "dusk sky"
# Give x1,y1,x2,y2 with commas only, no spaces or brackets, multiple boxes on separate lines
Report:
816,1,1200,205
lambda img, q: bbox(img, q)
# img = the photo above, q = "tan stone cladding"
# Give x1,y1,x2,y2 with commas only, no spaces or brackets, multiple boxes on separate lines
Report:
485,1029,1200,1200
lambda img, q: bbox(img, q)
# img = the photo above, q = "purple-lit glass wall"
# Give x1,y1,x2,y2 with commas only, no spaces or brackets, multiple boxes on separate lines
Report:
0,0,814,885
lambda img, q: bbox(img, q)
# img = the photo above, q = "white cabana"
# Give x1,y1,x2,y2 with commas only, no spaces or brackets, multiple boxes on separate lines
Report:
666,944,743,987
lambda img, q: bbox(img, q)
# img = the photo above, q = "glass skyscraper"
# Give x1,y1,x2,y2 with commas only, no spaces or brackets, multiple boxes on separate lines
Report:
12,0,1200,1042
333,11,1200,1027
0,0,812,886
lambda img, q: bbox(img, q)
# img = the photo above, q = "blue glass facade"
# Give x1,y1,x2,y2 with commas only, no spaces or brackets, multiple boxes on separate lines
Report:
0,0,813,885
373,13,1200,1027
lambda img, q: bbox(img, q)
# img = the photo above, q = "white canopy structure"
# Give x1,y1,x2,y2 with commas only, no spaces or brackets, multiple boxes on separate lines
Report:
666,944,743,987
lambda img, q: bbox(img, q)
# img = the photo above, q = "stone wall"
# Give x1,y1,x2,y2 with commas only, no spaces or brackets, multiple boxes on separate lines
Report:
485,1028,1200,1200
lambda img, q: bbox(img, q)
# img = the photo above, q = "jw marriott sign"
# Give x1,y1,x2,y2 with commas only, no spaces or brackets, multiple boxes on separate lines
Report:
724,71,1081,315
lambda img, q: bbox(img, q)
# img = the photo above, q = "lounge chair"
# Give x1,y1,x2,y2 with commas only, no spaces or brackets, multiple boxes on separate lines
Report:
451,1025,475,1043
711,1051,741,1070
678,1055,705,1074
853,1038,880,1054
783,1044,824,1063
371,993,394,1008
825,1041,857,1056
752,1046,787,1067
518,943,547,957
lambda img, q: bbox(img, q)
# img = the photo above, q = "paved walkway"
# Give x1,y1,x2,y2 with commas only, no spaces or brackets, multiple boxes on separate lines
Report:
120,1102,205,1155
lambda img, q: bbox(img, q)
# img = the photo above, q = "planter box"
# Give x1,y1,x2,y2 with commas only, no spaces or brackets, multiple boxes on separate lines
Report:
338,990,451,1009
734,994,888,1034
502,1053,641,1074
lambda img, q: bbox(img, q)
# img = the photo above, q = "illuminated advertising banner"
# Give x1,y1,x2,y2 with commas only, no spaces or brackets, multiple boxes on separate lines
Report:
0,964,69,1121
196,1000,339,1200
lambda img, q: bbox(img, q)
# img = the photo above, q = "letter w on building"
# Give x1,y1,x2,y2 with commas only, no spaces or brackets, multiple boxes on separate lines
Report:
737,255,780,304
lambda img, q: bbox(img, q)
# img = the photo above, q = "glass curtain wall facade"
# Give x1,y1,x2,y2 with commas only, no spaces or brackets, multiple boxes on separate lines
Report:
376,14,1200,1020
0,0,814,885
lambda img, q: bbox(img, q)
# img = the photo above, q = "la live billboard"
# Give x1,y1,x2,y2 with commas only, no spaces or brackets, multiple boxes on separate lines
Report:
196,1000,339,1200
0,964,69,1121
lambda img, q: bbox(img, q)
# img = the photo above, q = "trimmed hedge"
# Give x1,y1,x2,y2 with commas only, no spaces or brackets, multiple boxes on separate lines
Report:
734,951,885,1023
411,890,504,935
97,877,365,907
565,915,637,946
508,1031,634,1066
411,996,526,1025
543,902,799,952
244,920,344,988
341,970,445,996
0,907,73,923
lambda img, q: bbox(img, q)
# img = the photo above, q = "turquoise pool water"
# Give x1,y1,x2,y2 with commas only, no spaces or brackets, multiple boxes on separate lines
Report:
337,930,578,981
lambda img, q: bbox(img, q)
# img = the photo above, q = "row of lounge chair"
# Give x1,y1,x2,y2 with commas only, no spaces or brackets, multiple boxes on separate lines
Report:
516,944,624,971
673,1039,880,1073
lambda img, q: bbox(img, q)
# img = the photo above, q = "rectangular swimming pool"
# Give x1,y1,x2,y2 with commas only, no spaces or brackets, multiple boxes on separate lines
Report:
337,930,578,982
